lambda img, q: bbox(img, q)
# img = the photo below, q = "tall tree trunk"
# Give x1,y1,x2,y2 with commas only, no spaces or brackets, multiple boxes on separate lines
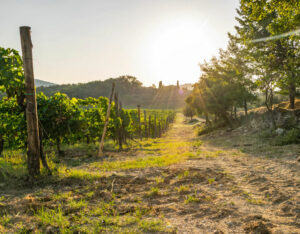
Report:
289,82,296,109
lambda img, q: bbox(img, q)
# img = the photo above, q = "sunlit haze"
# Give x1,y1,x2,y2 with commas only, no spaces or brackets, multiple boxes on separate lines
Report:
0,0,239,86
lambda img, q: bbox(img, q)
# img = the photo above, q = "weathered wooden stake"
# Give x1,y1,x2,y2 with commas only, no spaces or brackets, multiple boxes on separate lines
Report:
144,110,147,138
137,105,142,140
20,26,40,177
148,115,151,138
98,83,115,156
120,101,125,144
158,122,161,138
114,92,123,150
154,115,157,138
119,101,126,144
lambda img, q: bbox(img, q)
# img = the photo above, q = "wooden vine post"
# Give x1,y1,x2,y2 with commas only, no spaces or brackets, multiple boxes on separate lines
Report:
114,92,123,150
158,121,161,138
98,83,115,157
137,105,142,140
154,115,157,138
148,115,151,138
144,110,147,138
119,101,126,144
20,26,41,177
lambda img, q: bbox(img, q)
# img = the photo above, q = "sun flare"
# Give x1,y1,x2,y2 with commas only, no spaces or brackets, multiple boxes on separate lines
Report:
146,19,210,85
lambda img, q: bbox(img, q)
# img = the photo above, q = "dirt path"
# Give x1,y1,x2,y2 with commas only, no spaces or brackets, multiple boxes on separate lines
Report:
127,113,300,233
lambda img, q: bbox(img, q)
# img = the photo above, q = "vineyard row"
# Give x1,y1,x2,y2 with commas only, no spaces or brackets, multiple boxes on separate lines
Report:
0,92,176,156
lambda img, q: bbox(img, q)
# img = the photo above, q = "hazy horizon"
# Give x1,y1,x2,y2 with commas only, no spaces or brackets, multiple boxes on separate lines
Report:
1,0,239,86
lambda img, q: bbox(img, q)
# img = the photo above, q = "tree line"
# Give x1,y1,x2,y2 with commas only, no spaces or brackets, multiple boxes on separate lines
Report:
37,76,189,109
185,0,299,126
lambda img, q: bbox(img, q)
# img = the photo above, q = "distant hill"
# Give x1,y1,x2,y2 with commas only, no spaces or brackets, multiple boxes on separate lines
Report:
35,79,56,87
37,76,190,109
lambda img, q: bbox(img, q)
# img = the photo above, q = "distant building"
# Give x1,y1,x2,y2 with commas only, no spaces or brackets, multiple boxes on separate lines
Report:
159,81,163,89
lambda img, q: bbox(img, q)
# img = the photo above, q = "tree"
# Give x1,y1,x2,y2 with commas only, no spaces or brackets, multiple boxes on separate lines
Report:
183,105,196,120
236,0,300,109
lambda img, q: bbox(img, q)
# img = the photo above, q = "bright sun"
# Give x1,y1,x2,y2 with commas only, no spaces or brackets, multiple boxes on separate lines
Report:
145,18,211,85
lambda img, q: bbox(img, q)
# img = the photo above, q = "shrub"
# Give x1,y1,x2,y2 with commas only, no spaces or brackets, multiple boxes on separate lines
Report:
273,128,300,145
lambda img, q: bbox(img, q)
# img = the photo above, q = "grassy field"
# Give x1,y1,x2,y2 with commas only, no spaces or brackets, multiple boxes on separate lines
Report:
1,114,300,233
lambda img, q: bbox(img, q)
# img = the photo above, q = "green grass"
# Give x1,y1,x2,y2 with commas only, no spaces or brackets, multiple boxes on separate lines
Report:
0,150,27,182
208,178,215,185
176,185,190,193
0,196,6,206
154,176,164,184
96,155,177,170
0,214,11,227
58,166,104,181
139,219,167,232
35,206,70,230
33,196,170,233
53,191,73,201
242,191,265,205
86,139,193,171
91,153,186,171
34,196,170,234
147,187,160,197
177,170,189,179
184,194,201,204
67,199,88,210
246,198,265,205
192,140,203,147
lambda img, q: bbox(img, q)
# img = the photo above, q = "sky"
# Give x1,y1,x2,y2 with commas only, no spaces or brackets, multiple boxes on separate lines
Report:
0,0,240,86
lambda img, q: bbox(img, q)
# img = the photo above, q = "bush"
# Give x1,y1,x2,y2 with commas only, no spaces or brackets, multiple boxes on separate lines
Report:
273,128,300,145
